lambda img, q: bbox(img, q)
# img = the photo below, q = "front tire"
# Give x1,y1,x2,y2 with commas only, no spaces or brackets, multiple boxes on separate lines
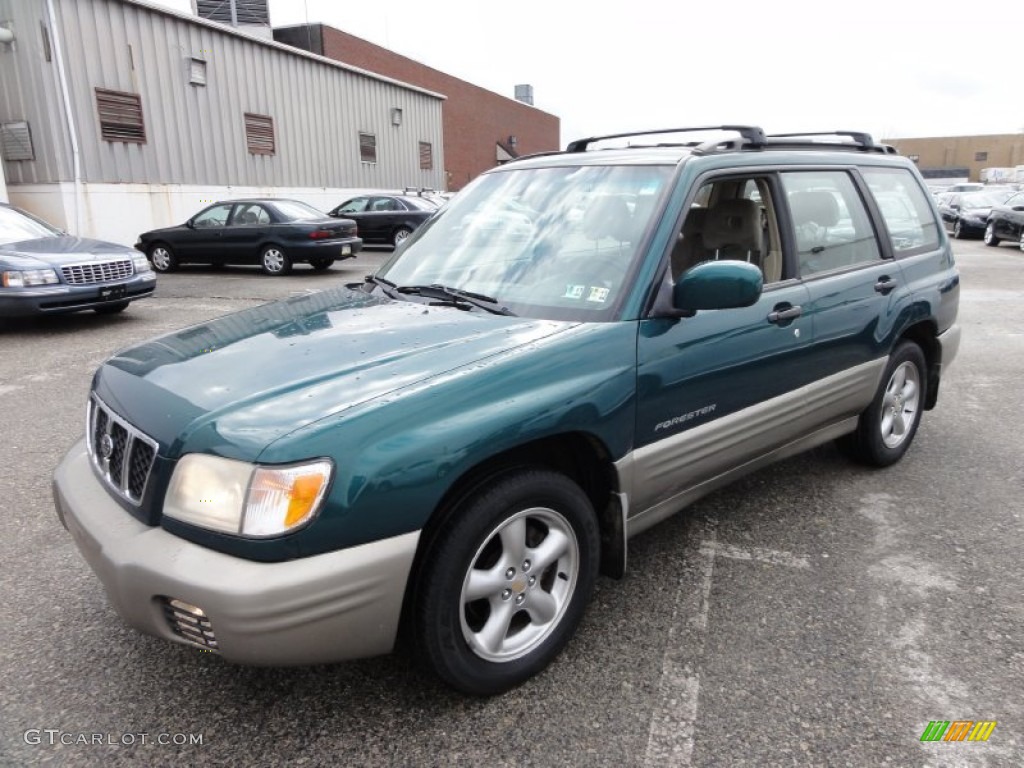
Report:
412,469,599,695
260,245,292,275
837,341,927,467
148,243,177,272
984,222,1001,246
952,219,963,239
1019,232,1024,252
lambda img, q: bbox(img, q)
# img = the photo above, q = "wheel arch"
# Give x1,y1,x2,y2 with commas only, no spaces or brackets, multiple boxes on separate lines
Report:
897,319,940,410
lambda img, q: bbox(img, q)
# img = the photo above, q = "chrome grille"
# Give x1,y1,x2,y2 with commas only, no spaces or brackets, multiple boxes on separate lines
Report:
61,259,134,285
87,394,158,505
160,598,219,650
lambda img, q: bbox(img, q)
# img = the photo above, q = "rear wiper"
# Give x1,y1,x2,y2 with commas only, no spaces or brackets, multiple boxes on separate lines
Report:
396,284,516,316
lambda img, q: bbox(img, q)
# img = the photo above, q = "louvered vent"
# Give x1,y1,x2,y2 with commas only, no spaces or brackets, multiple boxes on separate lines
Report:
419,141,433,171
244,113,275,155
95,89,146,144
359,132,377,163
195,0,269,24
0,121,34,161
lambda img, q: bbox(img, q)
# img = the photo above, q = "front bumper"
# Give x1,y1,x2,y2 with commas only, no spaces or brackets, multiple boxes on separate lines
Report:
53,440,419,665
0,274,155,316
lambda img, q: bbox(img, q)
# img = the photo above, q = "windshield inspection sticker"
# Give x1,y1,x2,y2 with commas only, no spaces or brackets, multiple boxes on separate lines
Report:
563,284,585,300
587,286,610,303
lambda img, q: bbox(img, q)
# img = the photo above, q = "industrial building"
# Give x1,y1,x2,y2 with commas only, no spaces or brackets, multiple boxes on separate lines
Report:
884,133,1024,183
0,0,446,244
273,24,561,191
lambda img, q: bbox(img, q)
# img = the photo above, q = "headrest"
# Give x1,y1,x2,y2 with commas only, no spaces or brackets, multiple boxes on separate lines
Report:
789,190,840,228
703,199,762,251
682,207,707,237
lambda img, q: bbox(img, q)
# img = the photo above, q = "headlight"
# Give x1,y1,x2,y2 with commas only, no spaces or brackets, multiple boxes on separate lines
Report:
164,454,333,537
2,269,59,287
132,255,153,273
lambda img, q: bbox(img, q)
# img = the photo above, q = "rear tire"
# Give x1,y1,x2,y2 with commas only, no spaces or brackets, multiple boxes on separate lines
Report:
983,222,1001,246
392,227,412,248
260,245,292,276
837,341,927,467
411,469,599,695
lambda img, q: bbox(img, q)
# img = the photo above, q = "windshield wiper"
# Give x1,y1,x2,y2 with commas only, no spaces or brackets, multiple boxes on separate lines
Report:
396,284,516,316
364,274,403,300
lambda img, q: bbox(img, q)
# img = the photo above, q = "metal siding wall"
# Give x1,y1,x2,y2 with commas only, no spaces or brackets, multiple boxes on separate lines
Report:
0,0,74,183
43,0,442,189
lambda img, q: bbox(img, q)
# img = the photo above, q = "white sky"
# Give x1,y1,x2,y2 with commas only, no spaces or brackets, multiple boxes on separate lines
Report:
152,0,1024,146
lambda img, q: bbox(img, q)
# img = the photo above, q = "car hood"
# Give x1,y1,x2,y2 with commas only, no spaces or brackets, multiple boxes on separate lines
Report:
93,286,575,459
0,236,137,268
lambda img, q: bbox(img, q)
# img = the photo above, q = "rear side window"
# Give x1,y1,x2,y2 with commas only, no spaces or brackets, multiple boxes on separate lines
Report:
861,168,941,255
781,171,881,277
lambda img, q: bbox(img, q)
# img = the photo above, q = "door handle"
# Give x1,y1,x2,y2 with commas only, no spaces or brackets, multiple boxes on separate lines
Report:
767,304,802,324
874,276,897,295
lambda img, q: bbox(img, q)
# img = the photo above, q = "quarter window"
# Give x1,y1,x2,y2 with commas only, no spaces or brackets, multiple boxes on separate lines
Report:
781,171,881,276
861,168,941,254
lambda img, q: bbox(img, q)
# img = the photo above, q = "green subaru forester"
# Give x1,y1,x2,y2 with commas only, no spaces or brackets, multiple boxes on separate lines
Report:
53,127,960,695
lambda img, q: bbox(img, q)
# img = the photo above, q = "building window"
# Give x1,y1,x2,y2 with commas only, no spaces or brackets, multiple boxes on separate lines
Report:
0,121,34,161
975,151,988,162
419,141,433,170
95,88,146,144
244,113,275,155
359,132,377,163
189,58,207,86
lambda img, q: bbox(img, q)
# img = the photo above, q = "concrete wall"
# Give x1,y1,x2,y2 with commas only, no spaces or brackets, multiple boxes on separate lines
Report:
276,24,560,191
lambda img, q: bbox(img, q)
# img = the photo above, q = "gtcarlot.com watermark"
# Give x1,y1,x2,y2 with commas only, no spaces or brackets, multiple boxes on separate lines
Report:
24,729,203,747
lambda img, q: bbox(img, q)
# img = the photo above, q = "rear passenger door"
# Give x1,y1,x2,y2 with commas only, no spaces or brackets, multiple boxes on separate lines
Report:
781,169,907,391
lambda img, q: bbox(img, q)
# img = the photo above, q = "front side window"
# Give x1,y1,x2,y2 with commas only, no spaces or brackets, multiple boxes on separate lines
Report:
337,197,369,214
378,164,673,321
781,171,881,276
861,168,941,254
192,204,233,228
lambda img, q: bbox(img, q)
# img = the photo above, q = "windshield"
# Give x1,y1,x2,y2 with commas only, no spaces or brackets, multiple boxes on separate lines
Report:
272,200,328,221
0,206,62,245
377,164,672,321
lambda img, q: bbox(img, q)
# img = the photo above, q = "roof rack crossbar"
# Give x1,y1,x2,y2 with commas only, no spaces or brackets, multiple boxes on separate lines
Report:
566,125,766,153
766,130,876,147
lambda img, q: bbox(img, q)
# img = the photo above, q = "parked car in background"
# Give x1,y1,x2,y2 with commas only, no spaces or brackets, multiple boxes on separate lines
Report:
0,202,155,317
937,189,1012,238
136,199,362,276
328,194,438,247
946,182,984,193
984,190,1024,250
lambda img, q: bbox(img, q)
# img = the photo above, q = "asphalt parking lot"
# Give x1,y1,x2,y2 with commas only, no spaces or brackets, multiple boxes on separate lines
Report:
1,240,1022,767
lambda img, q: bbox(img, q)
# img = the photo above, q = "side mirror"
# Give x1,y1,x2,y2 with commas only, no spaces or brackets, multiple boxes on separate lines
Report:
186,219,195,229
673,260,763,313
1012,206,1024,212
950,203,960,211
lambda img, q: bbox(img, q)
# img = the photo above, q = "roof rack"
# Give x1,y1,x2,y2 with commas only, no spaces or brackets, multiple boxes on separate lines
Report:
566,125,767,153
765,131,898,154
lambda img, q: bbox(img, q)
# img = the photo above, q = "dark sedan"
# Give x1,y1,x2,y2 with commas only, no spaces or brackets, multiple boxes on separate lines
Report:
327,194,437,247
984,190,1024,250
136,199,362,276
0,203,155,317
938,189,1011,239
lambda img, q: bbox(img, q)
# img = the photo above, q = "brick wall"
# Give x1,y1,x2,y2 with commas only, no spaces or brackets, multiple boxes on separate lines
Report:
275,24,560,190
